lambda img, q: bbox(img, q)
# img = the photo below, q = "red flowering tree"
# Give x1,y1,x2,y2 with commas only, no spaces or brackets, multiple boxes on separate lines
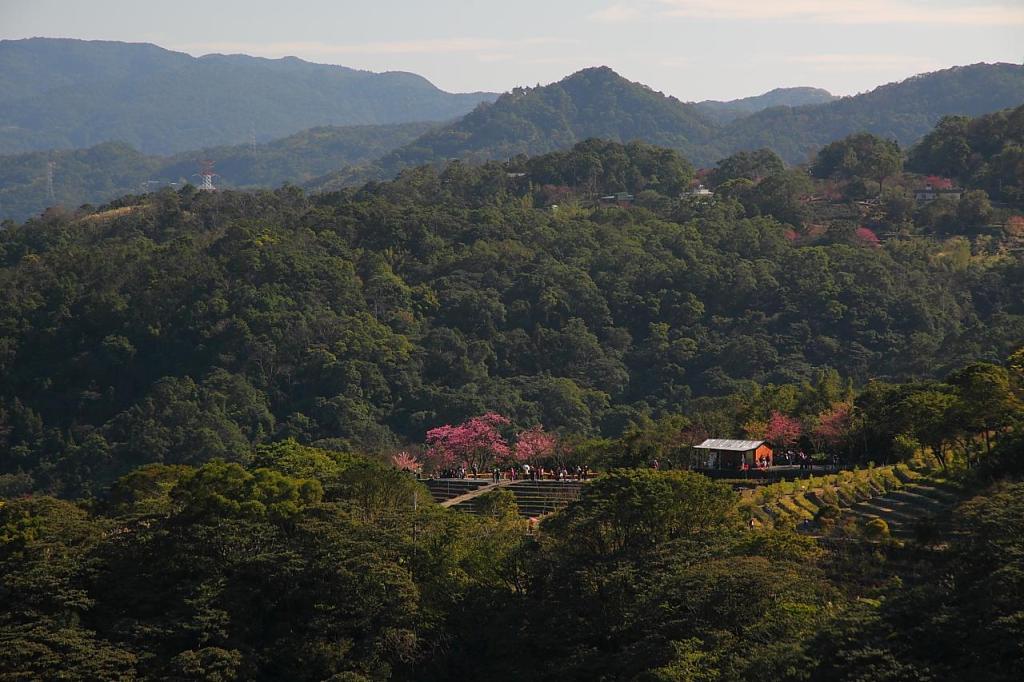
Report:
925,175,953,190
425,413,511,472
391,451,422,473
514,426,557,464
855,227,880,248
765,411,802,449
814,402,853,448
1006,215,1024,241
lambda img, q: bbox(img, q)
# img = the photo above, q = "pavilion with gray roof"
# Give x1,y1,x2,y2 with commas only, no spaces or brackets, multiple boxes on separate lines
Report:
693,438,773,470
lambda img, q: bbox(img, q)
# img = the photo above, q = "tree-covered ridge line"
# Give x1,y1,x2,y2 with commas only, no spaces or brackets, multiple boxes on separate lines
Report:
311,61,1024,190
0,37,497,156
908,103,1024,203
692,86,837,125
5,64,1023,223
714,62,1024,165
1,138,1022,497
0,121,441,223
308,66,721,191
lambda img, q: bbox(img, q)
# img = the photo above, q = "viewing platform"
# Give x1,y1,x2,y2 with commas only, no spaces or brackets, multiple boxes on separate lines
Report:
422,478,585,518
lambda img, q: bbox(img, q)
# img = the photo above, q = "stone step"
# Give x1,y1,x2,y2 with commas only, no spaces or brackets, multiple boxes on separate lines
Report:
851,500,923,524
847,509,916,533
880,490,947,512
868,492,941,511
905,483,958,504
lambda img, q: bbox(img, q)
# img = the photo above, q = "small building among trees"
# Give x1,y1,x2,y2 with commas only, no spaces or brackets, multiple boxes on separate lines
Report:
693,439,773,469
599,191,634,207
914,184,963,203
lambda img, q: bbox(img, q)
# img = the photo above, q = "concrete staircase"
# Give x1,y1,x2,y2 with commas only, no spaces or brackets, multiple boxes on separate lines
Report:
422,478,492,504
449,480,585,518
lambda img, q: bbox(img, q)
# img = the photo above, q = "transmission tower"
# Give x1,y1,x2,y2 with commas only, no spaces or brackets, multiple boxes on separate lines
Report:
195,159,218,191
250,123,257,154
46,161,56,203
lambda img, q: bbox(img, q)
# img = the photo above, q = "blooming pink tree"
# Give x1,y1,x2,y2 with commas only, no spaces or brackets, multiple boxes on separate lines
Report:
765,410,802,449
514,426,557,464
391,451,422,473
925,175,953,190
425,412,511,472
813,402,853,448
855,227,880,248
1006,215,1024,240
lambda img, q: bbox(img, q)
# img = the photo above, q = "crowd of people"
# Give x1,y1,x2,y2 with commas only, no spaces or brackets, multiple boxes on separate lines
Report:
775,450,841,469
432,463,592,482
429,452,845,481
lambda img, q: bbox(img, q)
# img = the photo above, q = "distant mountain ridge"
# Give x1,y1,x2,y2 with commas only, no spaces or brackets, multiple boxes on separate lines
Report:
0,38,496,155
694,87,836,124
4,44,1024,219
312,62,1024,188
0,122,439,222
312,66,722,190
715,62,1024,163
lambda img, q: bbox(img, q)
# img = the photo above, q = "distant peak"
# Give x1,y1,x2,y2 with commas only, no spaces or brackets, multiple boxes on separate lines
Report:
562,66,624,81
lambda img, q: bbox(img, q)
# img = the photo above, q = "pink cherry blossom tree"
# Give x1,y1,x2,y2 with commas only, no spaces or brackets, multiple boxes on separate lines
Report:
765,410,802,449
391,451,422,473
925,175,953,190
855,227,880,248
514,426,557,464
813,402,853,448
425,412,511,472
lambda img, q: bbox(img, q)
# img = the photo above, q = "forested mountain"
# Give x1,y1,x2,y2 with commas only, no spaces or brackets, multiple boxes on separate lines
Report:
0,38,495,155
312,67,721,190
4,30,1024,682
716,62,1024,164
909,103,1024,202
2,140,1022,497
0,122,439,222
5,49,1022,212
312,62,1024,186
694,86,836,124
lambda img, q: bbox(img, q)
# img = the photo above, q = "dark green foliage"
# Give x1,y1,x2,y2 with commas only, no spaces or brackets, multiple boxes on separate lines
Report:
707,148,786,187
320,63,1024,187
313,66,719,189
812,133,902,190
540,469,737,556
716,62,1024,164
520,138,694,196
511,471,827,681
2,439,1024,680
0,38,495,155
717,167,813,225
807,482,1024,682
2,140,1023,495
908,104,1024,202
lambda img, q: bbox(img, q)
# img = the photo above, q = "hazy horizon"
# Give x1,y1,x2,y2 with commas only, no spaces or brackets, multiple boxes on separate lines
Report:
1,0,1021,101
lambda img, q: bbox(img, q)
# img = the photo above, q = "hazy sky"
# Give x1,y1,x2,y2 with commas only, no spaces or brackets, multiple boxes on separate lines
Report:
1,0,1022,100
